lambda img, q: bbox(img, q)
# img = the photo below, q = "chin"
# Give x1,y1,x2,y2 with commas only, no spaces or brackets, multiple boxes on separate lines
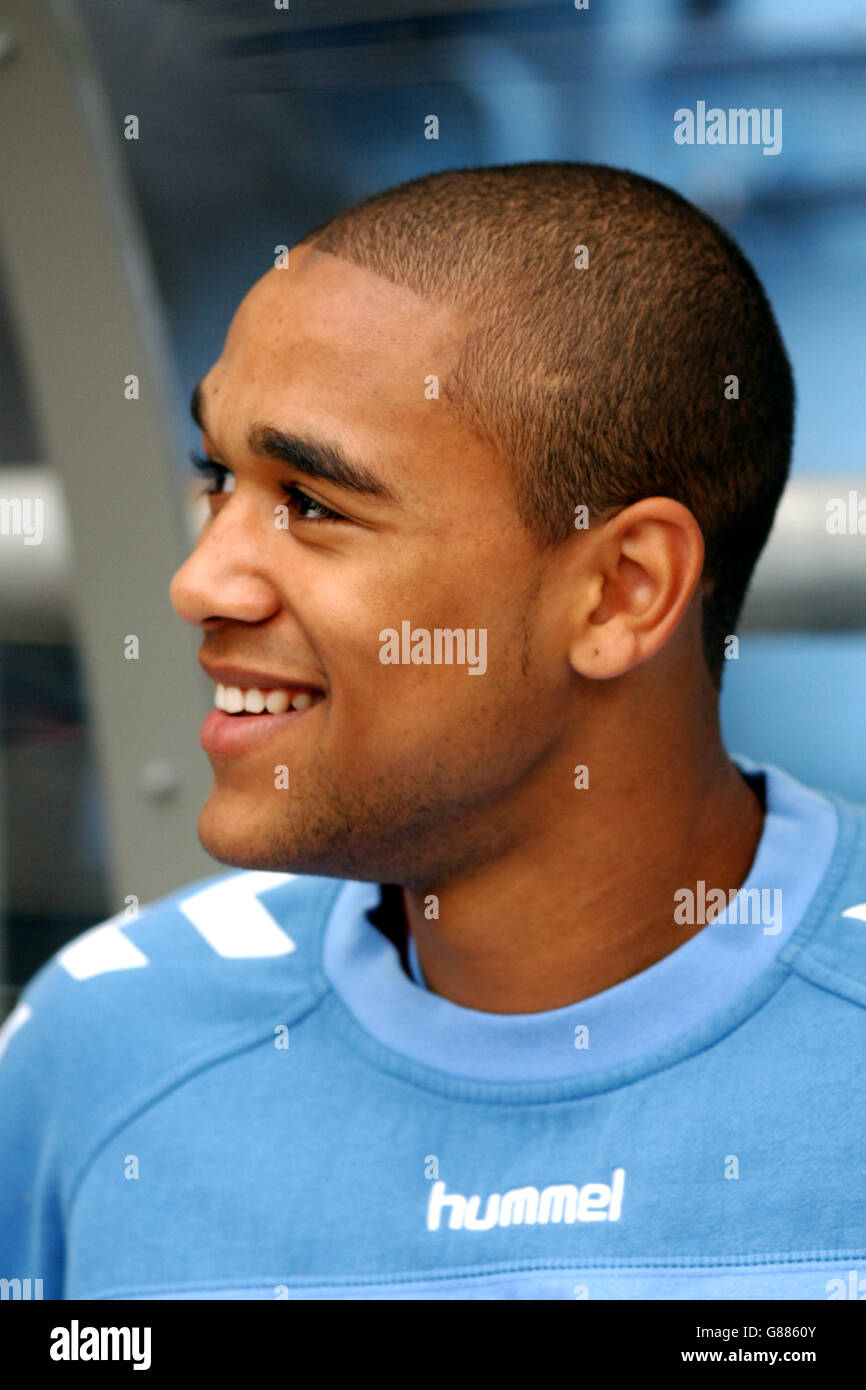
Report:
195,791,351,878
197,827,274,873
194,773,433,884
196,797,286,872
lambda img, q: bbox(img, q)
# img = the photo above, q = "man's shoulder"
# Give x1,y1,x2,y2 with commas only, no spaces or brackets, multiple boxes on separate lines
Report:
0,868,348,1120
784,780,866,1012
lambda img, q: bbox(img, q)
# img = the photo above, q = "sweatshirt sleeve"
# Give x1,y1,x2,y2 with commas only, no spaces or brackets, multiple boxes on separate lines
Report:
0,977,69,1300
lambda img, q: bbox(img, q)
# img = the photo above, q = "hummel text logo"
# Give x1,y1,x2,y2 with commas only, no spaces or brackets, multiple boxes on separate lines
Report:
427,1167,625,1231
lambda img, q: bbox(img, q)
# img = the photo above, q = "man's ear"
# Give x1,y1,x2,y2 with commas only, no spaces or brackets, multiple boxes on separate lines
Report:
568,497,705,680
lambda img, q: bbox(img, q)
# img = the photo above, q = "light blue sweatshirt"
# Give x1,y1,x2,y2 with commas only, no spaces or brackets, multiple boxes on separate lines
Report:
1,754,865,1300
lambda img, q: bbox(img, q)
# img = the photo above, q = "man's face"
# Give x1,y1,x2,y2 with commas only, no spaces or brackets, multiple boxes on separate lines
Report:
171,244,572,887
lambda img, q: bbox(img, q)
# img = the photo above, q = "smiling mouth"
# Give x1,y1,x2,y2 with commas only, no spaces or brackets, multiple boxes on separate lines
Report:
213,683,325,715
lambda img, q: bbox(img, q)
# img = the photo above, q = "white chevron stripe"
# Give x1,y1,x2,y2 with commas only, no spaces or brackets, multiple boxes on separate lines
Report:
59,920,150,980
842,903,866,921
180,872,297,958
0,1001,32,1063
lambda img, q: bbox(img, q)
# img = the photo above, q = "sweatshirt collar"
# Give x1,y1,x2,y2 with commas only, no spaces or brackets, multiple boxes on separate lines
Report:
322,756,838,1083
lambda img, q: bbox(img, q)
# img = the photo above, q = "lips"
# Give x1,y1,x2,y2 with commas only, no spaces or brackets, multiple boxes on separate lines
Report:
199,658,325,695
200,700,323,757
198,658,326,756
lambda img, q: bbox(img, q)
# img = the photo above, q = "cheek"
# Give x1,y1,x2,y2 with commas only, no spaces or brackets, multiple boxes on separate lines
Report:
301,550,535,737
329,654,517,763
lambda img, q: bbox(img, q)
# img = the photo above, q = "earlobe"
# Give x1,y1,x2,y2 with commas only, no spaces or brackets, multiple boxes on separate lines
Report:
568,619,639,680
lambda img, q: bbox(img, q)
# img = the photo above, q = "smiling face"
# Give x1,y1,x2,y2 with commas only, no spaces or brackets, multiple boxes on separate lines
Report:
170,243,575,887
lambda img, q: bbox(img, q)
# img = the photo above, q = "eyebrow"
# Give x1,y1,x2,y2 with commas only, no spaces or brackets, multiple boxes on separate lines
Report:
189,380,398,503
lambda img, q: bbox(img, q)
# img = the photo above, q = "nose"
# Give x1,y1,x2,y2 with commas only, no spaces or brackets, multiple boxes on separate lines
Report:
170,501,281,628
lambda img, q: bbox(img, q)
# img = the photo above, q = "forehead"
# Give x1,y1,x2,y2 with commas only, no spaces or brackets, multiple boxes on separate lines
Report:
203,244,476,476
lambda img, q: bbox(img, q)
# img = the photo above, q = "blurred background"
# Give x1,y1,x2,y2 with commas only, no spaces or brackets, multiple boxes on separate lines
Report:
0,0,864,1017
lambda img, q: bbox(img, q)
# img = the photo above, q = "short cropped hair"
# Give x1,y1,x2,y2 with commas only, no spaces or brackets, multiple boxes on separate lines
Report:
298,162,794,687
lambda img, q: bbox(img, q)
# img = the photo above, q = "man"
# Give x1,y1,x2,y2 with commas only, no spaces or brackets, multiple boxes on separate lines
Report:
1,162,864,1300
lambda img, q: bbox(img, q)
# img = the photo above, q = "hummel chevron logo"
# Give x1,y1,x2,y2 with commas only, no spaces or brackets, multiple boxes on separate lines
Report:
180,872,297,958
59,917,149,980
53,872,299,981
0,1001,32,1063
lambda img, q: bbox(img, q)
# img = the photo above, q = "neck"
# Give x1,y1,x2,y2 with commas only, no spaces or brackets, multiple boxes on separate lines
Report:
401,706,765,1014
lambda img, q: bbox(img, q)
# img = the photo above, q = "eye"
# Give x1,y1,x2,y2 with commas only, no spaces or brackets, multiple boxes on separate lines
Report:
280,483,345,524
189,451,235,495
188,452,345,523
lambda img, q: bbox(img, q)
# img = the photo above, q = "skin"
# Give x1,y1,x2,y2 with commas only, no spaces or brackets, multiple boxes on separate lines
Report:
171,241,764,1014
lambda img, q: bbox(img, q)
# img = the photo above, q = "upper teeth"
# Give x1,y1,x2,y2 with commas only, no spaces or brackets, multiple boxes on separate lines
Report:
214,684,316,714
